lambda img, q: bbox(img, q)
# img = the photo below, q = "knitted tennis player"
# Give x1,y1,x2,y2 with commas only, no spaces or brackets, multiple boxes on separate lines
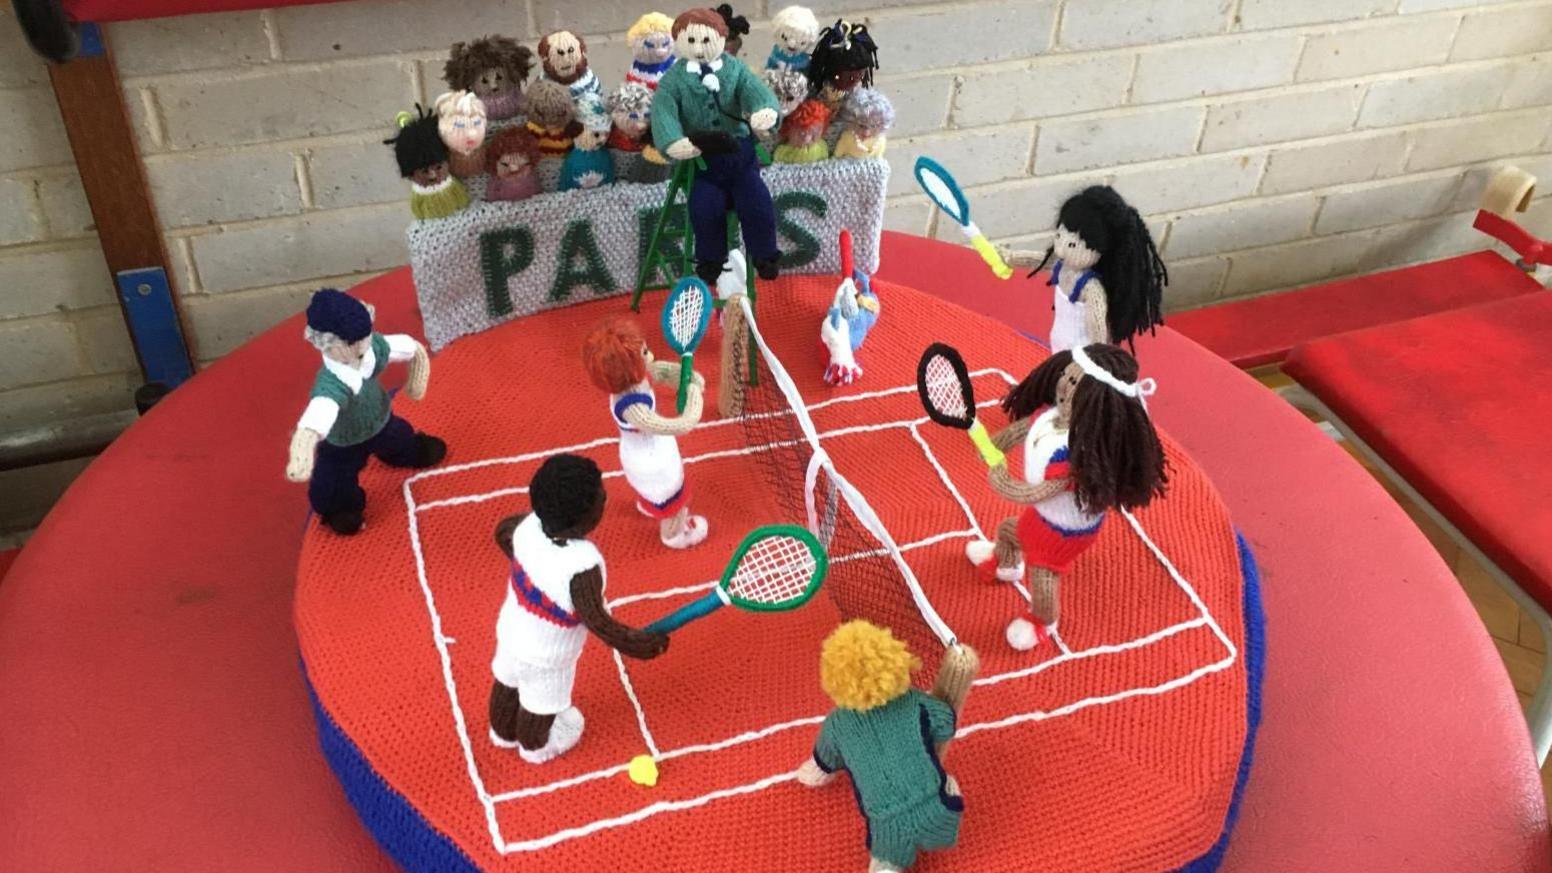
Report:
967,344,1168,650
488,454,670,763
651,7,782,284
797,621,979,872
582,317,711,550
384,105,469,221
284,288,445,535
1002,186,1167,353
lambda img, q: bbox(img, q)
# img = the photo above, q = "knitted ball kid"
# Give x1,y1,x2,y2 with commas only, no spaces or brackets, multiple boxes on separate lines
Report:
766,5,820,73
443,35,534,121
384,105,469,221
560,95,617,191
488,454,670,763
772,99,831,164
797,621,979,872
967,344,1168,650
483,126,542,202
625,12,676,91
434,90,488,179
284,288,446,535
582,317,710,550
820,243,880,386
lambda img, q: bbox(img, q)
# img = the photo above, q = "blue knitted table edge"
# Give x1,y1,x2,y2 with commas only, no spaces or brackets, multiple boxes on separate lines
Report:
298,533,1264,872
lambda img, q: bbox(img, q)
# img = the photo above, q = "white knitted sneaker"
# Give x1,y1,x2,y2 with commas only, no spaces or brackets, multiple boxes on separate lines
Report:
662,515,709,549
965,540,1023,583
518,707,585,764
488,727,521,750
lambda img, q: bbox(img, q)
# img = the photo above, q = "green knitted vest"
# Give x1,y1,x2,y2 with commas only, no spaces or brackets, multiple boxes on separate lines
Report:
814,689,957,819
311,333,392,447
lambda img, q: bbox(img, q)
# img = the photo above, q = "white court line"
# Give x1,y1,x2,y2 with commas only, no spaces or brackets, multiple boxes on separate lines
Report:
612,648,660,761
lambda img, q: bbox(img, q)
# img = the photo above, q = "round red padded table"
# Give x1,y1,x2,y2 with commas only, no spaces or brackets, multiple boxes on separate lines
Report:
0,233,1546,871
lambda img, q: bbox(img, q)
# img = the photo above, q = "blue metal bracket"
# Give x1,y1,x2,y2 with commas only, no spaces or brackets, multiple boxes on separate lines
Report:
76,22,104,59
116,267,193,388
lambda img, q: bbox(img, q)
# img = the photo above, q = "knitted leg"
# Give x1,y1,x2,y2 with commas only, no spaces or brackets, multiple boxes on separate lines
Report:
308,441,369,532
688,174,731,270
868,859,904,873
488,680,522,747
514,705,557,752
1029,567,1060,626
993,517,1023,569
368,415,443,469
730,151,779,265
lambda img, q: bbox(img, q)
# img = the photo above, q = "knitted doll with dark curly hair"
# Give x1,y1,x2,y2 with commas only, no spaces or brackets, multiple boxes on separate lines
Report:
443,35,534,121
1004,186,1168,353
488,454,669,763
715,3,751,56
966,345,1168,651
807,19,878,107
483,126,542,202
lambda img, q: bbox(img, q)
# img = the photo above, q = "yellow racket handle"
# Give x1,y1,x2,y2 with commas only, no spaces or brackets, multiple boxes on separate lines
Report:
967,420,1005,467
968,233,1013,280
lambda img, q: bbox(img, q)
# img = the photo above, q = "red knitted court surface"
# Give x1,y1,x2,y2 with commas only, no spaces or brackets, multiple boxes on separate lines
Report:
295,276,1251,871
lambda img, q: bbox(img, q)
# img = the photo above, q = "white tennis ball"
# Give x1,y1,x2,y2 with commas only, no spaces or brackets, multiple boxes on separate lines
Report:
1006,618,1037,651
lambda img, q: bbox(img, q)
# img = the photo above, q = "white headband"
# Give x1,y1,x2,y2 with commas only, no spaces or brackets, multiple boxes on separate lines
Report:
1070,346,1157,411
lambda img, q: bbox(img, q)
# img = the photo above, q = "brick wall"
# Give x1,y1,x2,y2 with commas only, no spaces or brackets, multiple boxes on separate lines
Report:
3,0,1552,438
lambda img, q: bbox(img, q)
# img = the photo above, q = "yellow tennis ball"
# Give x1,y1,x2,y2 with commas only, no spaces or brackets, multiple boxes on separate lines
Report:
628,754,659,787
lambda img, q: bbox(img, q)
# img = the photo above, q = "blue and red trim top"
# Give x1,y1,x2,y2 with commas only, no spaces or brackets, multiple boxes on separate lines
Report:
509,562,579,628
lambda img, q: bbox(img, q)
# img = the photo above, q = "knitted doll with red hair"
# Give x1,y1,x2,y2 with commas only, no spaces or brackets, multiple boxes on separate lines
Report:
483,126,542,202
582,318,710,550
773,99,831,164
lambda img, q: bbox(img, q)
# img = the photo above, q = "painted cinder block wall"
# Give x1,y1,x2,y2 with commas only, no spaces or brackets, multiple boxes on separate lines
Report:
1,0,1550,529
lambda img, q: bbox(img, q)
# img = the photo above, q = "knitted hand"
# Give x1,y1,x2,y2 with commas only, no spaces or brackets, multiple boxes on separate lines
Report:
616,627,670,660
990,417,1031,452
666,137,700,160
989,461,1069,504
996,244,1046,270
285,428,322,482
748,107,777,132
406,342,431,400
796,757,835,787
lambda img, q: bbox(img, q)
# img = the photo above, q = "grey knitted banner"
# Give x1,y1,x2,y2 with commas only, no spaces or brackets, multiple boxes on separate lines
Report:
406,158,889,350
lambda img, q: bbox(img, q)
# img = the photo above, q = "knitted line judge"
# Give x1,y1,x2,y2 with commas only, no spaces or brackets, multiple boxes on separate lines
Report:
284,289,446,535
489,454,669,763
651,7,783,284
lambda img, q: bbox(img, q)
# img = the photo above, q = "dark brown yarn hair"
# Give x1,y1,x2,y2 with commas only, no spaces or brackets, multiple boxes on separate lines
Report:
1002,345,1167,513
443,35,534,92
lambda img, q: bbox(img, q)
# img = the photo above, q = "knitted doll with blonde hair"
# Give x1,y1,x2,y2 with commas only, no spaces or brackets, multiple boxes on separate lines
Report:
443,35,534,121
582,317,710,549
967,344,1168,650
797,621,979,872
772,99,831,164
625,12,676,91
434,90,488,179
766,5,819,72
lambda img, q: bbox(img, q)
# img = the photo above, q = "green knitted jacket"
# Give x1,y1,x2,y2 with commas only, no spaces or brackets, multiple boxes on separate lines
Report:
310,332,392,447
650,54,778,146
813,689,958,820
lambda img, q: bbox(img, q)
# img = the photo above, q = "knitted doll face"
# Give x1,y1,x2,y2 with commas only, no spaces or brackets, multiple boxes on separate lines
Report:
410,160,449,187
1055,361,1084,421
472,66,514,98
851,110,887,140
775,22,817,54
494,151,531,178
1054,224,1101,270
575,126,609,151
324,336,372,368
634,29,673,64
542,31,586,79
438,103,486,155
785,119,823,147
675,23,725,64
611,102,650,137
821,68,866,102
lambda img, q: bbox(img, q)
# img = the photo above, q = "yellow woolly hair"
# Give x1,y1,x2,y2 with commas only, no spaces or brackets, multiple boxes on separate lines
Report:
819,620,919,712
627,12,674,46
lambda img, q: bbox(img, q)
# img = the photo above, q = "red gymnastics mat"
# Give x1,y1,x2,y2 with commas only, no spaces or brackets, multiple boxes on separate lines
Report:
295,275,1263,872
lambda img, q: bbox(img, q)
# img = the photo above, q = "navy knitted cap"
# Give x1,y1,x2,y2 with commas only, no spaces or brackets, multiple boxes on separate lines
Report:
306,288,372,342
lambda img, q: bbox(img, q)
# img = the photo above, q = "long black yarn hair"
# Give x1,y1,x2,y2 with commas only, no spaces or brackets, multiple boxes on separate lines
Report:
1002,345,1168,514
1029,186,1168,350
807,20,879,98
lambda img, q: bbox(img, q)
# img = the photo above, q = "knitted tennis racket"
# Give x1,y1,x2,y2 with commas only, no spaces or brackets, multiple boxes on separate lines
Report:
917,343,1006,467
643,525,829,634
914,156,1013,280
663,276,712,412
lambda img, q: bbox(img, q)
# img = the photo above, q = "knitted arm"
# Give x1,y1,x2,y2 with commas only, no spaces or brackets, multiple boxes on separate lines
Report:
999,247,1047,269
735,61,779,129
931,644,979,716
648,359,706,389
493,513,527,559
797,717,841,787
571,568,670,660
285,427,323,482
988,462,1070,505
990,417,1031,453
406,342,431,400
650,79,692,156
622,382,705,435
1082,281,1110,346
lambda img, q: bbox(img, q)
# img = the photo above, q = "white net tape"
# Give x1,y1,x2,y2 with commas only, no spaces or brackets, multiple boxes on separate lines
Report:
669,286,707,348
730,534,817,605
924,355,968,419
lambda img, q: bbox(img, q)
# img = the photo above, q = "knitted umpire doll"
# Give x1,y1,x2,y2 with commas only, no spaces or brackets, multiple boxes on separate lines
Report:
284,289,446,535
443,35,534,121
797,621,980,872
834,88,893,159
652,8,782,284
538,30,602,104
385,106,469,221
766,5,819,73
483,126,542,202
560,95,617,191
434,90,488,179
1002,186,1168,353
488,454,670,763
967,345,1168,650
807,20,878,107
625,12,676,91
583,317,711,550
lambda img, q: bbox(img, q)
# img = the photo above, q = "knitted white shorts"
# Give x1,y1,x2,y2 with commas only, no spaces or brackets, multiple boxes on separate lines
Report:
491,653,579,716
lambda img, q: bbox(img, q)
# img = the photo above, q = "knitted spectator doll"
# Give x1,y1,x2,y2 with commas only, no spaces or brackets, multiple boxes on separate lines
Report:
652,8,782,284
766,5,819,73
443,35,534,121
434,90,488,179
582,317,711,550
968,345,1168,650
625,12,676,91
560,96,617,191
284,288,445,535
808,20,878,107
538,30,602,105
796,621,980,872
773,98,831,164
488,454,670,763
1003,186,1168,353
384,106,470,220
483,126,542,202
526,80,582,158
762,68,810,119
606,82,667,162
715,3,751,56
834,88,893,159
820,237,880,386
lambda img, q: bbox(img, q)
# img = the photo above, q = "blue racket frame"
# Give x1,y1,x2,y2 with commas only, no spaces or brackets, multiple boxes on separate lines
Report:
662,276,712,413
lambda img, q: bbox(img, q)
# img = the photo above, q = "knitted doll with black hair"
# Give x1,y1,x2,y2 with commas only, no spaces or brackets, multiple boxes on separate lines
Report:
652,7,781,284
967,344,1168,650
284,288,445,535
488,454,670,763
1004,186,1168,353
443,35,534,121
807,19,878,107
384,106,469,220
715,3,751,56
797,621,979,872
767,5,819,73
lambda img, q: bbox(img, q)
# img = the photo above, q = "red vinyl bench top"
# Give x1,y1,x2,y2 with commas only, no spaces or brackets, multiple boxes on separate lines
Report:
1284,292,1552,605
1170,251,1542,369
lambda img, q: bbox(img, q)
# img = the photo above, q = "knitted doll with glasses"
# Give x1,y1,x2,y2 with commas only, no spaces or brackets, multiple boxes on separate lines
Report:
434,90,488,179
807,19,878,108
483,126,542,202
582,317,711,550
766,5,819,73
967,344,1168,650
538,30,602,105
1003,186,1168,354
651,7,782,284
384,105,469,220
443,35,534,121
488,454,670,764
626,12,676,91
773,99,831,164
284,288,445,535
797,621,979,872
560,95,617,191
834,88,893,159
